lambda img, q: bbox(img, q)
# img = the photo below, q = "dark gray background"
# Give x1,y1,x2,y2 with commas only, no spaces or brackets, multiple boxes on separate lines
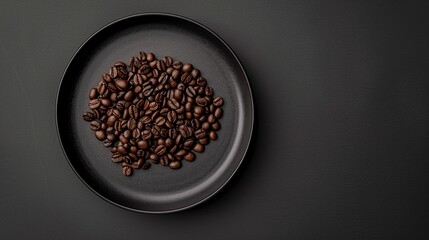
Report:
1,0,428,239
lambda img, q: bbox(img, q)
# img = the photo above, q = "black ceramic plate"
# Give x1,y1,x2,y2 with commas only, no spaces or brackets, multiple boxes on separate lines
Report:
56,13,253,213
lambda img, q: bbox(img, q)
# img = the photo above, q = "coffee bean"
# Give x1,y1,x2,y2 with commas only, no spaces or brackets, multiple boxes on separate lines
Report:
89,88,98,99
142,162,151,170
184,152,195,162
83,112,95,121
196,77,207,86
169,161,181,169
89,99,100,109
193,143,205,153
122,166,133,176
129,105,139,119
90,120,101,131
182,63,193,72
168,98,180,110
112,153,122,163
115,78,128,90
213,97,224,107
155,116,166,126
209,131,217,140
195,129,206,139
191,68,200,79
137,140,150,150
106,115,117,126
214,108,223,119
95,130,106,141
185,86,196,97
202,122,211,131
172,61,182,69
212,121,221,131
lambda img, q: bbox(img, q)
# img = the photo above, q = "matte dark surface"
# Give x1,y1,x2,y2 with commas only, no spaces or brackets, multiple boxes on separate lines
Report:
1,0,428,239
57,13,253,213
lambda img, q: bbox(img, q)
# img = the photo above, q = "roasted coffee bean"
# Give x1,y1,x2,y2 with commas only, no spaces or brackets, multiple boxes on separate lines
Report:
214,108,223,119
83,112,96,121
213,97,224,107
132,129,140,139
137,140,150,150
89,88,98,99
155,116,166,126
212,121,221,131
196,77,207,86
209,131,217,140
202,122,211,131
195,129,206,139
122,166,133,176
83,51,224,175
169,161,181,169
95,130,106,141
185,86,196,97
199,137,210,145
172,60,182,69
90,120,101,131
182,63,193,72
106,115,117,126
115,78,128,90
142,162,151,170
112,153,122,163
184,152,195,162
129,105,139,119
193,143,205,153
89,99,100,109
183,139,195,149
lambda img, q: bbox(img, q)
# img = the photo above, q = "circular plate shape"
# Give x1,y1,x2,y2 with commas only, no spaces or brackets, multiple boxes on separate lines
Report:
56,13,253,213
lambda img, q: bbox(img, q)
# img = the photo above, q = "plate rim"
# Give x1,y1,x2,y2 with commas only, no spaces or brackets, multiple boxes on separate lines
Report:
55,12,254,214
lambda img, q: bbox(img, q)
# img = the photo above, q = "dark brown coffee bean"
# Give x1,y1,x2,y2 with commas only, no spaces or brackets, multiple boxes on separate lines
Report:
196,97,207,106
193,143,205,153
124,90,134,101
184,152,195,162
141,129,152,140
115,78,128,90
149,102,158,111
137,140,149,150
202,122,211,131
195,129,206,139
212,121,221,131
83,112,95,121
171,69,180,80
209,131,217,140
185,86,196,97
160,156,170,166
169,161,181,169
127,118,136,130
95,130,106,141
155,116,166,126
103,73,112,82
89,99,100,109
168,98,180,110
142,162,151,170
112,153,122,163
122,166,133,176
106,115,117,126
191,68,200,79
182,63,193,72
89,88,98,99
213,97,224,107
214,108,223,119
90,120,101,131
172,60,182,69
196,77,207,86
199,137,210,145
110,66,118,78
129,105,139,119
183,139,195,149
132,128,140,139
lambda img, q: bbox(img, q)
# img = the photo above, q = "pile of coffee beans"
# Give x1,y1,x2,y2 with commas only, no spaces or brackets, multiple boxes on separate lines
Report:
82,51,224,176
